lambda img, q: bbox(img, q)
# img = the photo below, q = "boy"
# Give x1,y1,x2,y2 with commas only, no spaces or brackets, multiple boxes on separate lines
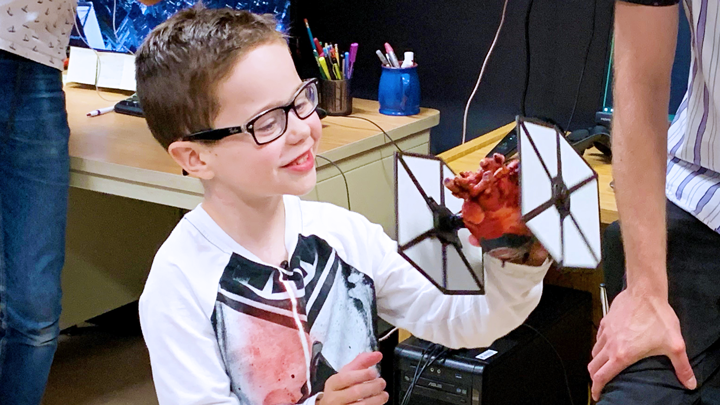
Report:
136,7,551,405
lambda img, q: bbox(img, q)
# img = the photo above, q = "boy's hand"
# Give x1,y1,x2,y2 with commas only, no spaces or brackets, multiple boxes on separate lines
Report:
318,352,389,405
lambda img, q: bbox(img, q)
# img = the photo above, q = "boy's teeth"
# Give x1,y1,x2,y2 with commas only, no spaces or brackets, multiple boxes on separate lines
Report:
294,153,308,165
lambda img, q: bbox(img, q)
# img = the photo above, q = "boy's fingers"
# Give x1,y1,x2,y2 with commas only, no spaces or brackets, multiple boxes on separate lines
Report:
326,368,379,391
340,351,383,372
339,377,386,404
357,391,390,405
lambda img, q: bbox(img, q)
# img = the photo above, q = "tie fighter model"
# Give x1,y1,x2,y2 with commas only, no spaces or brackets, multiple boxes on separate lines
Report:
394,116,601,295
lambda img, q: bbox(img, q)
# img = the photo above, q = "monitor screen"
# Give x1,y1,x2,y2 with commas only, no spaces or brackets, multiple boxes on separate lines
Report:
602,5,691,120
70,0,292,54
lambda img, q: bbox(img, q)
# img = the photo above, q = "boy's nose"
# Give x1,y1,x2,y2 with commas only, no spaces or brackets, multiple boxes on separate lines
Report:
284,110,313,145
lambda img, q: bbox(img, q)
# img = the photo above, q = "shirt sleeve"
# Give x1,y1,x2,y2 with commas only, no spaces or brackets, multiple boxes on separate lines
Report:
618,0,679,6
368,221,550,350
139,258,240,405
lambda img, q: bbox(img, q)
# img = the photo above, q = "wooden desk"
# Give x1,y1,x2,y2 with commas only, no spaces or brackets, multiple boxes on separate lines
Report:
62,85,439,328
438,123,617,225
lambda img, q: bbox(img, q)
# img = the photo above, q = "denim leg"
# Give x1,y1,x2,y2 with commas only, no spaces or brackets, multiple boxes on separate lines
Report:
0,52,69,405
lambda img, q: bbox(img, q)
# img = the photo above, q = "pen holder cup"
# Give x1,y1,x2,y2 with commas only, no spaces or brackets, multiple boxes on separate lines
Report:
378,65,421,116
319,79,353,116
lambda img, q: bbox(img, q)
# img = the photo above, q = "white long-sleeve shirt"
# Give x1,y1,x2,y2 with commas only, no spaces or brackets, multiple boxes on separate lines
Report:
139,195,550,405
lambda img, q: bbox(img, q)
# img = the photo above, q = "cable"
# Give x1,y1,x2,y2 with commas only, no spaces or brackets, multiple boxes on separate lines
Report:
521,323,575,405
340,115,403,152
565,0,598,131
401,344,449,405
112,0,134,54
378,327,398,342
461,0,510,145
315,155,351,211
71,10,129,103
521,0,535,117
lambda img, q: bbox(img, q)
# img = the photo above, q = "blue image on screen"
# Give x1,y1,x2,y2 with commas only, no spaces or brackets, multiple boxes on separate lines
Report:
70,0,291,53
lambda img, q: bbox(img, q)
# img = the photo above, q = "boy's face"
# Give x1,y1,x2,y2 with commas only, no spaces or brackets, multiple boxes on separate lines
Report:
204,42,322,199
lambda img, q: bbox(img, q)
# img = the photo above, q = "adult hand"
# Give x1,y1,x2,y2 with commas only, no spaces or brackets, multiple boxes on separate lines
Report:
588,290,696,401
317,352,388,405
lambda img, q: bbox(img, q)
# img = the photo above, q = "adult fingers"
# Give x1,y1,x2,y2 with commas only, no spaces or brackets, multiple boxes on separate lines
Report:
592,328,607,358
588,348,609,380
666,339,697,390
590,358,628,401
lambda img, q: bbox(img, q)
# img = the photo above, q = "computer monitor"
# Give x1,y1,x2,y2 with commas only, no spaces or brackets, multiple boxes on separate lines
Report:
601,5,692,121
70,0,292,54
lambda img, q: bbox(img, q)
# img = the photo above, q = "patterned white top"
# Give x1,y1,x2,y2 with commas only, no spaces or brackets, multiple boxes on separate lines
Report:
0,0,76,70
665,0,720,233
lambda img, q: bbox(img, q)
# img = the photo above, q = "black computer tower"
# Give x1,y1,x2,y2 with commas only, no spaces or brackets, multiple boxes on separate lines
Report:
394,284,592,405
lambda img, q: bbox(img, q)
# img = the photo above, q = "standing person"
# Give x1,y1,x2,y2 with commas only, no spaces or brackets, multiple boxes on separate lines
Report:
590,0,720,403
0,1,75,404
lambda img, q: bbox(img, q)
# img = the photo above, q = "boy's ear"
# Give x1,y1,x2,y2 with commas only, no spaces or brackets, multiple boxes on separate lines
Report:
168,141,215,179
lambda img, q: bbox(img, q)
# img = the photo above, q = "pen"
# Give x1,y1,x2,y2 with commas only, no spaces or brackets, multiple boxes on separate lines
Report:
348,43,358,78
86,106,114,117
376,50,389,66
304,19,318,54
600,283,609,317
384,42,400,68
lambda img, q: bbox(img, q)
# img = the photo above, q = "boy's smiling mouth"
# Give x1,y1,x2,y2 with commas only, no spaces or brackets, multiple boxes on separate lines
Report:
283,150,315,172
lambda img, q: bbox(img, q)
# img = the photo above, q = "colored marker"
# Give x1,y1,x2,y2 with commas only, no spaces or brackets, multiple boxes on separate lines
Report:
314,38,323,56
348,43,358,77
313,49,327,79
376,50,389,66
385,42,399,68
319,56,332,80
344,51,350,79
86,106,114,117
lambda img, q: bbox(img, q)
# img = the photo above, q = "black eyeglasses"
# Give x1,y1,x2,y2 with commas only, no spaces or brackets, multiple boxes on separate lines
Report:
182,78,319,146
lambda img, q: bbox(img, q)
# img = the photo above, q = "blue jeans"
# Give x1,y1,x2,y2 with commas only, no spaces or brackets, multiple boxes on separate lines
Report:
0,51,69,404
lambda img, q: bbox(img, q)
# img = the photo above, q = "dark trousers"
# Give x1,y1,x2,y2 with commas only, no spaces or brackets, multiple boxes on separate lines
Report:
600,200,720,404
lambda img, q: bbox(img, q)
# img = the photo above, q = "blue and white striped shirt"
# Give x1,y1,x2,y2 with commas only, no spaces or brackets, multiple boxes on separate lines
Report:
664,0,720,233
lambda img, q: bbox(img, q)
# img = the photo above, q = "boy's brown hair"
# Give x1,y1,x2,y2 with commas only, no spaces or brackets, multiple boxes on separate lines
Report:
135,7,286,149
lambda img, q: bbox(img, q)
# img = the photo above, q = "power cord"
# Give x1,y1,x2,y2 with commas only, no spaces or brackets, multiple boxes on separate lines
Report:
565,0,598,131
461,0,510,145
521,323,575,405
340,115,403,152
71,8,129,103
315,154,351,211
521,0,535,117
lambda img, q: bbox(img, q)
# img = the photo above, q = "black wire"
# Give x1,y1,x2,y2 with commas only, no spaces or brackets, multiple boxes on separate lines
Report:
521,0,535,117
521,323,575,405
565,0,598,131
339,115,403,153
315,155,351,211
401,344,449,405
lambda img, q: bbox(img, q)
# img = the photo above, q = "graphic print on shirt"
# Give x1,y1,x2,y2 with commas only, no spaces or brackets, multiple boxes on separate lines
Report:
211,234,378,405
